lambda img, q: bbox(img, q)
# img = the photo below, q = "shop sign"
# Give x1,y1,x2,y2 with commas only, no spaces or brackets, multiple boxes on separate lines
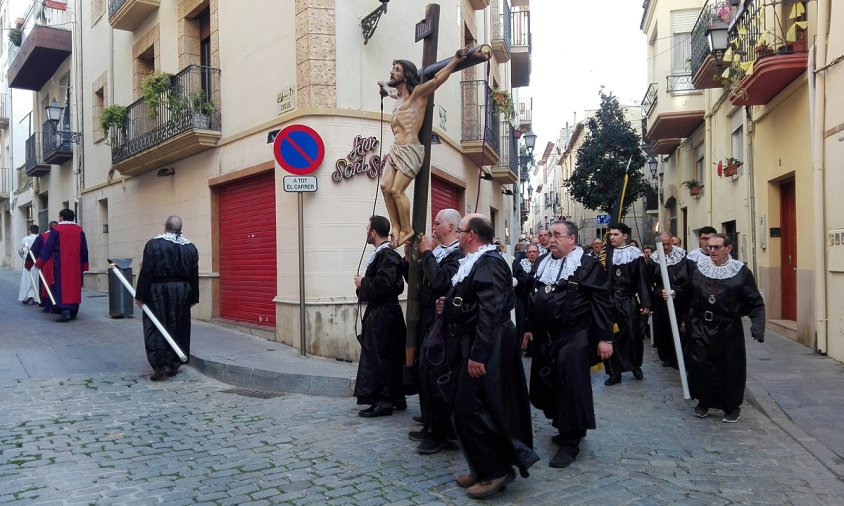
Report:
332,135,387,182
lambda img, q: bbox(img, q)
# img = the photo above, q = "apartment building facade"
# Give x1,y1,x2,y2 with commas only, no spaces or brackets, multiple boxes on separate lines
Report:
3,0,533,360
642,0,844,361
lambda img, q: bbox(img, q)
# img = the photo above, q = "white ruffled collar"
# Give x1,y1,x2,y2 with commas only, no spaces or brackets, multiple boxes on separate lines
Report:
535,246,584,285
519,258,533,273
432,240,459,264
451,244,498,285
155,232,193,245
612,245,643,265
652,246,686,266
57,221,76,225
697,256,743,279
365,241,391,268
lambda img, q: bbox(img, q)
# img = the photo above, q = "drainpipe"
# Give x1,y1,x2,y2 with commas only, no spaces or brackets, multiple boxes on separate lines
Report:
745,106,757,277
809,0,830,354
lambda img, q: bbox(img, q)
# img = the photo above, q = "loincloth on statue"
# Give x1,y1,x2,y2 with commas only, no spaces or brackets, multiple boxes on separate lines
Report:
388,143,425,179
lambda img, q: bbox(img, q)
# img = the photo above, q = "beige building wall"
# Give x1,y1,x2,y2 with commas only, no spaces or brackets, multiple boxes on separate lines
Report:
77,0,521,359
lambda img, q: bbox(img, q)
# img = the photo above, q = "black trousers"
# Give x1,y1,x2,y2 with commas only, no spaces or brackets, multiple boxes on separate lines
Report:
453,368,511,481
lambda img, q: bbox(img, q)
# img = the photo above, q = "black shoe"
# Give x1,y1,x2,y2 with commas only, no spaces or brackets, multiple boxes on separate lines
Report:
604,375,621,386
722,408,741,423
633,368,644,380
56,310,72,323
417,436,448,454
150,369,166,381
359,402,392,418
165,366,179,377
412,415,424,424
408,429,429,442
694,405,708,418
549,447,576,468
393,399,407,411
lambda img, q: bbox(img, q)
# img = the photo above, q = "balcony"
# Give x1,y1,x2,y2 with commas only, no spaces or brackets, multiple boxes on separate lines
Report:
110,65,222,177
16,166,33,192
727,0,809,106
0,167,9,197
461,80,500,167
510,9,531,88
25,133,51,177
490,122,518,184
517,96,532,130
108,0,160,31
690,0,739,89
7,1,72,91
641,80,704,155
491,0,512,63
0,94,9,129
42,120,74,165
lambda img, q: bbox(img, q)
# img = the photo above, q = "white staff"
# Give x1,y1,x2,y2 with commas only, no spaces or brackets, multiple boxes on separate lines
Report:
656,244,691,400
27,249,56,305
108,260,188,363
22,247,41,304
648,313,654,346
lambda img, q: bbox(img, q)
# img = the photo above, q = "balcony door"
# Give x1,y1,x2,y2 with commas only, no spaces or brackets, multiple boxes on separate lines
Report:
780,180,797,320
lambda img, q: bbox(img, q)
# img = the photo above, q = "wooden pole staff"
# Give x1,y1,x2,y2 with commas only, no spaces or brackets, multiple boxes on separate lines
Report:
108,261,188,363
27,249,55,305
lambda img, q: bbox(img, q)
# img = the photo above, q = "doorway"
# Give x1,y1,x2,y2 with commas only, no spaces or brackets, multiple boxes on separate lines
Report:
779,180,796,320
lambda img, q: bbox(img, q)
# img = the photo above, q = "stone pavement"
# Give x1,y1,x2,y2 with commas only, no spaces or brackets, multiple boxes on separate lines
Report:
1,267,843,504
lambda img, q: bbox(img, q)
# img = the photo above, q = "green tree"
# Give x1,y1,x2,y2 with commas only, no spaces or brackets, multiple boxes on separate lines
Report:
565,90,647,216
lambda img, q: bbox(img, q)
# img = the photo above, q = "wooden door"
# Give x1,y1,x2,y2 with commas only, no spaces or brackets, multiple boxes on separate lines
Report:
780,180,797,320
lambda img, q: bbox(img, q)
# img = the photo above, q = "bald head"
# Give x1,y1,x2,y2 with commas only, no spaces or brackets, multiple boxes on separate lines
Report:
164,215,183,234
436,208,461,227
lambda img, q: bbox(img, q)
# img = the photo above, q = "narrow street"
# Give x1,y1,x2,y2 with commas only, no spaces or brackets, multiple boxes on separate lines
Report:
1,270,842,505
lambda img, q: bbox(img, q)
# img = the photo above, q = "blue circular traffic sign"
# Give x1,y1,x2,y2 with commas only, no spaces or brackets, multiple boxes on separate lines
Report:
273,124,325,175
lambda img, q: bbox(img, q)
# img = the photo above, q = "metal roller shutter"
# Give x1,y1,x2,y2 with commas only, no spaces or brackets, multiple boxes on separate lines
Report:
218,171,277,326
430,176,460,225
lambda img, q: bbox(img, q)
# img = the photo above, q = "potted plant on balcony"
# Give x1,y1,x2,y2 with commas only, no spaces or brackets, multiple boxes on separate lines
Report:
187,90,215,128
100,105,128,143
681,179,704,196
491,88,514,121
720,157,743,177
754,41,775,59
8,28,22,47
141,72,174,119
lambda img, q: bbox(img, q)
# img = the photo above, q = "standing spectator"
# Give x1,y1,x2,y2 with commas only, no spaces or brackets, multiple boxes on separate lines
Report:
17,225,39,305
672,236,682,247
649,233,687,368
35,209,88,322
354,215,406,417
134,215,199,381
410,208,462,453
513,243,540,353
523,220,614,468
604,223,651,385
670,233,765,423
440,213,538,499
586,238,603,259
642,244,654,263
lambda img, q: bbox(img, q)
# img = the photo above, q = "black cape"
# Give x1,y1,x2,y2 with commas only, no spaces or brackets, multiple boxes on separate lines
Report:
443,251,538,479
135,237,199,370
525,253,613,431
678,262,765,411
606,254,652,373
354,246,406,406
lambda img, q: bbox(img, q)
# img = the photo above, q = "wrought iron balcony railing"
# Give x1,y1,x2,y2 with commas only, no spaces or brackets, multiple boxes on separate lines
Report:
689,0,736,79
19,0,72,38
108,0,129,18
666,73,698,93
511,10,531,50
42,120,75,164
0,93,9,126
110,65,221,164
460,80,500,155
641,82,658,119
493,121,518,176
492,0,512,55
0,167,9,194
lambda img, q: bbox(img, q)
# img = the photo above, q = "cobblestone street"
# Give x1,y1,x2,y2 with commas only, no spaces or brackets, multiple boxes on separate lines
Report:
2,355,842,505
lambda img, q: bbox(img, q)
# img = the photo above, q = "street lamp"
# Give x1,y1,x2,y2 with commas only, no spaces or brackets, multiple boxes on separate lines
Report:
523,128,537,157
45,98,63,126
647,156,658,181
706,22,730,70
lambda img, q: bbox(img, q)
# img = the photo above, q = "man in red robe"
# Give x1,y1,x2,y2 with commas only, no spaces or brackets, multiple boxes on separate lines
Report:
35,210,88,322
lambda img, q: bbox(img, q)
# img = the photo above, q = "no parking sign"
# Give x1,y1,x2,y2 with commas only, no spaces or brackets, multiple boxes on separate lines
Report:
273,124,325,175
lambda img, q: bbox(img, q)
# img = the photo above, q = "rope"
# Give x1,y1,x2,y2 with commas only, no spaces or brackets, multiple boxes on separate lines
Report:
355,96,387,337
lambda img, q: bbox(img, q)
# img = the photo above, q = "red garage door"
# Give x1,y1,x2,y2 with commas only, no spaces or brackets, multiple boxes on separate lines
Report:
219,171,277,326
431,176,460,225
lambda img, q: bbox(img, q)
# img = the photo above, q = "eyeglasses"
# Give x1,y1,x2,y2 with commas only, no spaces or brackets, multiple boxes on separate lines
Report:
456,227,468,235
492,240,501,246
706,244,725,251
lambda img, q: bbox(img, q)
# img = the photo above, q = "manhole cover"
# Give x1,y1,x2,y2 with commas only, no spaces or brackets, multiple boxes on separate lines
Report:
219,388,284,399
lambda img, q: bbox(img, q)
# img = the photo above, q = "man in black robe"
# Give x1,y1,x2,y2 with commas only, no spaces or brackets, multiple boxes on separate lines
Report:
513,243,540,355
671,233,765,423
438,213,538,499
649,232,688,368
522,220,614,468
354,215,406,417
135,216,199,381
685,225,718,264
604,222,651,385
408,208,463,453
